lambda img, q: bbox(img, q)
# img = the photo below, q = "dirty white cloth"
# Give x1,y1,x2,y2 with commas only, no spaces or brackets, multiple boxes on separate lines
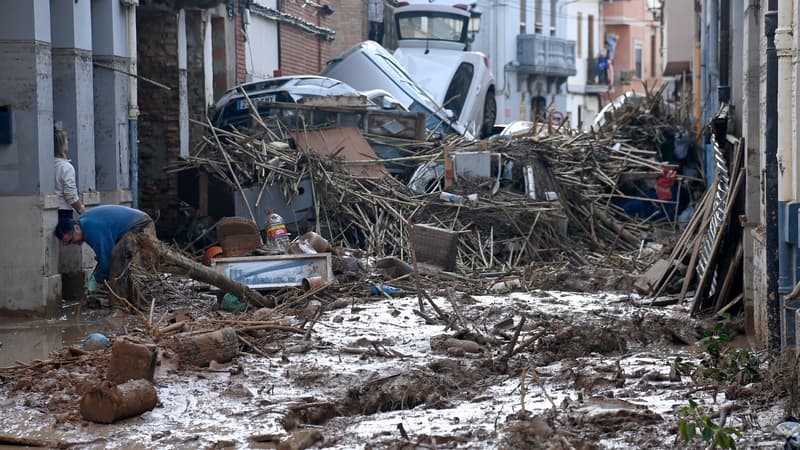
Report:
55,157,79,210
368,0,384,23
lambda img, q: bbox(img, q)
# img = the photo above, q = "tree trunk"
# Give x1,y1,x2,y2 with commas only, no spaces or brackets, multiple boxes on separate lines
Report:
79,379,158,424
169,328,239,367
108,230,272,308
107,340,157,385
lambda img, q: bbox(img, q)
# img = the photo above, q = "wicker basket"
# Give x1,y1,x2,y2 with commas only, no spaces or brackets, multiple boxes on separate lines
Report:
216,217,262,257
411,224,459,271
219,234,262,257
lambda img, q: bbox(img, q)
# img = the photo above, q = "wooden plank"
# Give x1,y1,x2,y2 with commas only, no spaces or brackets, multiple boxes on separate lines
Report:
650,183,717,298
678,193,716,303
290,127,388,179
635,258,671,295
713,241,743,313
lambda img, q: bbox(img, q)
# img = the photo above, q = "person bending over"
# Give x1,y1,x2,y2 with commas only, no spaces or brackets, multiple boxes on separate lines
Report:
54,205,155,293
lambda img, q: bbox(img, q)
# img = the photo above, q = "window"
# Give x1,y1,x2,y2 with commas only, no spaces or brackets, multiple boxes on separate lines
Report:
635,42,643,79
396,12,468,42
535,0,542,33
588,15,594,58
650,34,656,78
444,63,475,119
520,0,526,33
550,0,556,36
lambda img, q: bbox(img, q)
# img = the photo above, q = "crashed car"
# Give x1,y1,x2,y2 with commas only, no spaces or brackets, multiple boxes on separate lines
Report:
211,75,370,130
392,0,496,138
208,75,416,226
321,41,473,140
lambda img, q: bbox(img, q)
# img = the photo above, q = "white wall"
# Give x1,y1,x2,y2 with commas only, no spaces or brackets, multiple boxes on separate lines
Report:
471,1,528,123
246,1,279,81
564,0,603,130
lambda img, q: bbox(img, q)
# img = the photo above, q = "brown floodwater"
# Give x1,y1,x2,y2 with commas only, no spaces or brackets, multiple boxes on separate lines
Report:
0,301,128,368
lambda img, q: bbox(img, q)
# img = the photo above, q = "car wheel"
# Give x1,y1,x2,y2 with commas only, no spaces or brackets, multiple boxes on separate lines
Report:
481,91,497,138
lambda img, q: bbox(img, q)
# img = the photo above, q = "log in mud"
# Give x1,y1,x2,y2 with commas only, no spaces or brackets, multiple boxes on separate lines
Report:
79,379,158,424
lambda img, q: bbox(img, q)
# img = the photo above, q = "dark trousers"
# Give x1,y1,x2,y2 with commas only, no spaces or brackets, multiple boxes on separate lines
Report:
369,21,384,44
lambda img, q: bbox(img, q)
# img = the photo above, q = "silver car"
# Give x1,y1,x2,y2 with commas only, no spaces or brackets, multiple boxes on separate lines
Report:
211,75,364,130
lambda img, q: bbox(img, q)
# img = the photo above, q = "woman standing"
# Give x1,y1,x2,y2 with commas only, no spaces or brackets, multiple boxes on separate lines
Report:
54,124,85,221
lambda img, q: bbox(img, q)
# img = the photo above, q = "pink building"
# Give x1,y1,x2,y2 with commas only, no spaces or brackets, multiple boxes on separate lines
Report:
602,0,663,97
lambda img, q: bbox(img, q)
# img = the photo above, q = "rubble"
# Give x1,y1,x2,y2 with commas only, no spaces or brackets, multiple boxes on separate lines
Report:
171,87,696,281
0,89,784,448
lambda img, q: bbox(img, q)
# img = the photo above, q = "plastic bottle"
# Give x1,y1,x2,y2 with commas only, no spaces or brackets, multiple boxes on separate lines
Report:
265,209,290,253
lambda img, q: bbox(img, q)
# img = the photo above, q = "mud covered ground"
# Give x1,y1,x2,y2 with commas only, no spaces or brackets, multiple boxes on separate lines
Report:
0,285,793,449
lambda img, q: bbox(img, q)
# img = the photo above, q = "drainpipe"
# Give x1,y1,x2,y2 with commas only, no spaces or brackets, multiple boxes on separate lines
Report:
765,9,781,350
717,0,730,103
776,0,795,345
276,0,282,71
702,0,719,187
694,3,701,137
125,0,140,208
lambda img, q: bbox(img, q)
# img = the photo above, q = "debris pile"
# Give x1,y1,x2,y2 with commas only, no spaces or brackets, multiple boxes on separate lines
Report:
640,128,745,315
172,88,698,279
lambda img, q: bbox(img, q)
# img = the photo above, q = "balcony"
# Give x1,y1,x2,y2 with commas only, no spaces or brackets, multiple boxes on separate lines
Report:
517,34,577,78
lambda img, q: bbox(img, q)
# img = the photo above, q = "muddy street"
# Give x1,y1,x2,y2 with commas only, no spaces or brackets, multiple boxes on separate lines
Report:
0,282,790,449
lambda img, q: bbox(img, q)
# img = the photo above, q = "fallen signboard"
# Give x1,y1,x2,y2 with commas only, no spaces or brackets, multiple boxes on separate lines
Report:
210,254,333,290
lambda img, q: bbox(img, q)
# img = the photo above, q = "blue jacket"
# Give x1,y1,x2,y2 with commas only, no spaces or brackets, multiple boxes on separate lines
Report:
79,205,151,282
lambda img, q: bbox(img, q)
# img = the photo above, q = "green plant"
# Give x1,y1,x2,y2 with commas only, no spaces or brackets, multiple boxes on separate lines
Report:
671,315,761,384
678,399,742,449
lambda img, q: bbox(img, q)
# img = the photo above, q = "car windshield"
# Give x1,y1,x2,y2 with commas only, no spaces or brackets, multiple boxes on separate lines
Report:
396,12,468,43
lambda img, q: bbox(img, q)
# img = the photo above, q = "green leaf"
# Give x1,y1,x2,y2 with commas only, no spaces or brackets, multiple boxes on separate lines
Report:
685,422,697,441
679,421,689,441
702,426,714,441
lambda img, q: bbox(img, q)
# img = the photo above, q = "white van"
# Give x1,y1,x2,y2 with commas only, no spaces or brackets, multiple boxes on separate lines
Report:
392,1,497,137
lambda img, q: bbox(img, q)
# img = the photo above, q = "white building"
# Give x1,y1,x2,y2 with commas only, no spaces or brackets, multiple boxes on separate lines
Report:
468,0,578,126
562,0,608,130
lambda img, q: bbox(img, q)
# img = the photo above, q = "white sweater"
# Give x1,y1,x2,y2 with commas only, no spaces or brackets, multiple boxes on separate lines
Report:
55,157,79,210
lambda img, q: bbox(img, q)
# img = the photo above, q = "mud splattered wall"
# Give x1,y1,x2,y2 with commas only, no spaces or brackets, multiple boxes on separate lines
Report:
279,1,332,75
137,10,207,238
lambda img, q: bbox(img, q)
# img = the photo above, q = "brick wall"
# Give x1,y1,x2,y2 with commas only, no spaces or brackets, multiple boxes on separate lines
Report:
235,4,247,83
279,1,333,75
211,16,227,99
138,10,207,238
138,10,180,236
328,0,367,59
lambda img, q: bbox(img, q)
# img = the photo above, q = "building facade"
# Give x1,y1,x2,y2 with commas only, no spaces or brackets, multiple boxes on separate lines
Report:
601,0,663,98
0,0,135,315
0,0,338,315
564,0,607,130
467,0,576,126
